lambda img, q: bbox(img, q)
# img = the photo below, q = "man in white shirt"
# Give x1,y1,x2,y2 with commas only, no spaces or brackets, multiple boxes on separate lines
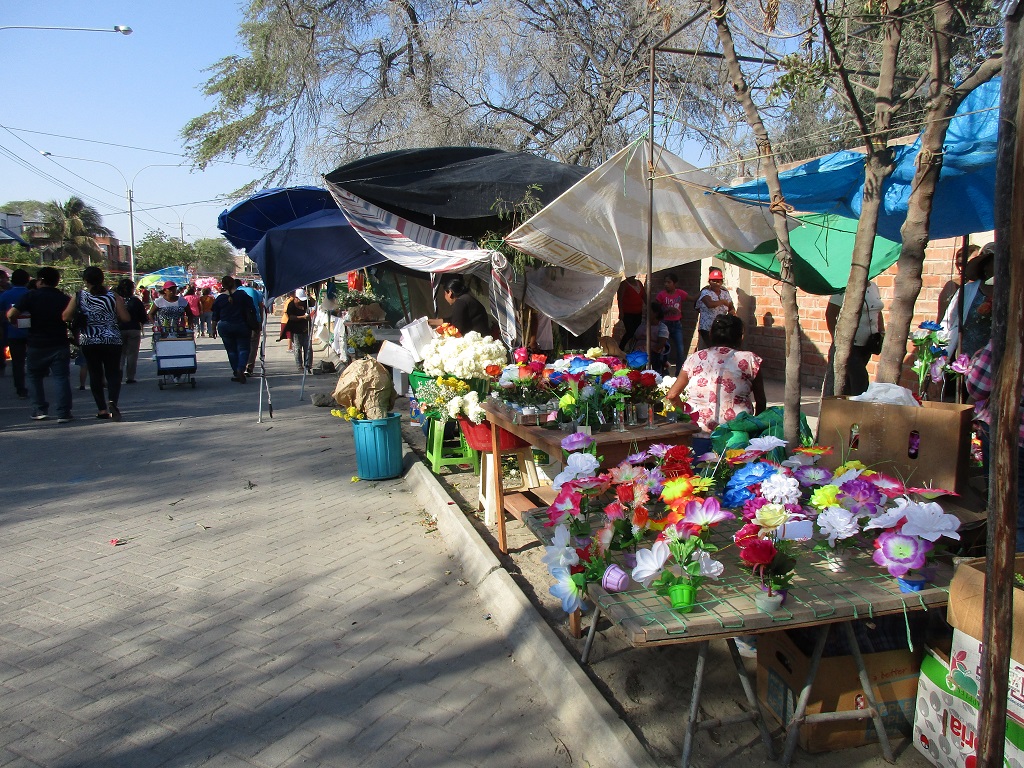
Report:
824,280,884,396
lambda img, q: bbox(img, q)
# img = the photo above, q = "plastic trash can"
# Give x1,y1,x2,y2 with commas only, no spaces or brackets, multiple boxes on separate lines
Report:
352,413,403,480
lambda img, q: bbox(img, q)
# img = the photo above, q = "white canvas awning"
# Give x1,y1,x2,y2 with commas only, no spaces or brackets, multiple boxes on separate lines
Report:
505,140,779,277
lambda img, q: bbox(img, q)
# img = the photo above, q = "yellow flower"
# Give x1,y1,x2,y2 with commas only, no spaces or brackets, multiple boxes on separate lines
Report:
809,484,840,510
689,476,716,494
835,460,867,474
754,503,789,530
351,476,360,482
662,477,696,503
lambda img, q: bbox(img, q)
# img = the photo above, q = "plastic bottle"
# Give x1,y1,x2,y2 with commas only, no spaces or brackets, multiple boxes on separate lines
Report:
409,396,421,425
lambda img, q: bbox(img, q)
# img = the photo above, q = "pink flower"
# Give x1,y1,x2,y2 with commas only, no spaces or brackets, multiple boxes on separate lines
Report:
682,497,735,529
545,486,582,526
739,537,777,567
513,347,529,363
872,530,932,577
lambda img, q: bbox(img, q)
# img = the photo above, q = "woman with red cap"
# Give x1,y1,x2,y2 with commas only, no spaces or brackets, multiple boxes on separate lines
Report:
696,267,734,350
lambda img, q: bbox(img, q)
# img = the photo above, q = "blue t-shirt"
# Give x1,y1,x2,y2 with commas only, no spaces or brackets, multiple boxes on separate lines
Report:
238,286,265,321
0,285,29,340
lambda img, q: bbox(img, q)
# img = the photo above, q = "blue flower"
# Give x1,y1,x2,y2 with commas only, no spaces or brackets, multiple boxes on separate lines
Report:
568,357,591,373
920,321,943,332
722,486,754,508
929,345,947,356
727,461,777,490
626,350,648,369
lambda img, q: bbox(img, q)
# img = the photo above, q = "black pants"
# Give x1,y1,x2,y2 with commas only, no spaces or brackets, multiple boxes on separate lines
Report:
82,344,122,411
619,313,643,349
7,338,26,395
825,344,872,396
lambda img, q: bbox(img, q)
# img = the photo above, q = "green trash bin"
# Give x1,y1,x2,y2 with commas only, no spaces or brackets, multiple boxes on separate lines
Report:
352,413,403,480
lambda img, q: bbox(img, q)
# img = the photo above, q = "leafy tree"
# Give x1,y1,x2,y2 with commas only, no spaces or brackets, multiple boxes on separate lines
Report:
193,237,237,276
0,200,47,222
135,231,197,274
42,197,112,265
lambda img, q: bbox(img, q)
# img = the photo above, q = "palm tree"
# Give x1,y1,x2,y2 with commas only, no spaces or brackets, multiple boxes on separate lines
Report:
42,197,112,265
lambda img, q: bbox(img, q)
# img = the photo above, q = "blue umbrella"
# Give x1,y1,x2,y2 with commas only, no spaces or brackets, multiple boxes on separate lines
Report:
138,267,189,288
217,187,337,252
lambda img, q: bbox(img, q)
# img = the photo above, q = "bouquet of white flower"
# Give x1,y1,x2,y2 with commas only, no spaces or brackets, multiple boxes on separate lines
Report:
421,332,508,379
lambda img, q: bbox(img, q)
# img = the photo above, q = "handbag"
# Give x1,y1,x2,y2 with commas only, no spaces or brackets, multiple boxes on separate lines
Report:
866,332,884,355
69,290,88,344
231,292,261,332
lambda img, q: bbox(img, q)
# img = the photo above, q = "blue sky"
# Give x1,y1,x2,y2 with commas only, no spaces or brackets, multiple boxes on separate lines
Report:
0,1,302,248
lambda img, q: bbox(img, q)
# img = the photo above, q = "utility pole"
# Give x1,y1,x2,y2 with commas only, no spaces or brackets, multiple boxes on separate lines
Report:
128,189,136,283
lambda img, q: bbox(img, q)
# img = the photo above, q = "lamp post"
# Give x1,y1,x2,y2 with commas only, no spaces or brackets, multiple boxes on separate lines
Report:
40,152,182,282
0,25,132,34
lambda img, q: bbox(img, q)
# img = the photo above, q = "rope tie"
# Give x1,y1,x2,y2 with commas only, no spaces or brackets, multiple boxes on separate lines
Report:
769,194,794,215
915,148,944,171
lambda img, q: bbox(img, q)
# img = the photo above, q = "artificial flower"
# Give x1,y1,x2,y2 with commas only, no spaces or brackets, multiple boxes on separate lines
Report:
863,506,908,531
733,522,762,547
549,567,584,613
694,549,724,579
607,462,642,484
631,540,671,587
754,503,790,531
838,478,884,517
794,445,834,456
738,537,777,567
625,350,649,369
585,347,604,358
682,497,735,530
868,474,905,498
604,501,625,521
949,353,971,375
545,486,583,526
872,530,932,577
747,436,788,453
560,432,595,453
816,507,861,546
760,472,801,505
662,476,698,504
552,452,601,490
793,465,833,487
541,525,580,570
898,499,961,541
781,452,817,468
586,361,611,376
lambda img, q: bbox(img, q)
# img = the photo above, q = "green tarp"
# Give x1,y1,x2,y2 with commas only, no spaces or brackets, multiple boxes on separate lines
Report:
718,213,901,295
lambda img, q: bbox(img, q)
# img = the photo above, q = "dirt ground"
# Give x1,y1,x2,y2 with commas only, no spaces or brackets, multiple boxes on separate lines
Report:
397,402,935,768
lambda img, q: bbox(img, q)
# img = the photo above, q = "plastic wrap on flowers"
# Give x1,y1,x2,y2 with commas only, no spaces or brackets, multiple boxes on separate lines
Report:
457,416,528,452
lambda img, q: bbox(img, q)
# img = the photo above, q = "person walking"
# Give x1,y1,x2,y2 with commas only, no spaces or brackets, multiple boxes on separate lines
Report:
695,267,735,350
286,289,314,373
616,276,646,350
198,287,216,337
116,278,146,384
63,267,130,420
6,267,74,423
212,275,256,383
0,268,31,398
655,272,688,375
825,279,884,396
183,286,201,333
238,280,265,376
149,282,192,336
277,291,294,350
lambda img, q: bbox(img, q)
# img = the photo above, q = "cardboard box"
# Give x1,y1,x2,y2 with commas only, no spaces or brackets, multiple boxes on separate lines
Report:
817,397,973,493
757,629,922,752
945,556,1024,728
913,647,1024,767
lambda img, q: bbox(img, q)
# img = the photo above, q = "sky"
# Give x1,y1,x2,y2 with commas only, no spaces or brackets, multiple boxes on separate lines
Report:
0,1,297,249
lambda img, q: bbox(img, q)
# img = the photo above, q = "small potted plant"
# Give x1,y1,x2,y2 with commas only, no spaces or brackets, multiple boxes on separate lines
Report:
735,525,797,611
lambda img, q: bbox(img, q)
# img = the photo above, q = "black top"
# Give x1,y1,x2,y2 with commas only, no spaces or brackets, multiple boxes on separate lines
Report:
212,290,255,325
450,293,490,336
285,298,311,334
14,286,71,348
119,296,148,331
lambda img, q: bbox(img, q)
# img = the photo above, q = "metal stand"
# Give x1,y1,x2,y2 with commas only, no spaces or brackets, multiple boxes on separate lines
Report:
780,623,895,766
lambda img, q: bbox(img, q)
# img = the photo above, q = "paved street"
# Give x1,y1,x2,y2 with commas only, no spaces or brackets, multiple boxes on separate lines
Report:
0,335,574,767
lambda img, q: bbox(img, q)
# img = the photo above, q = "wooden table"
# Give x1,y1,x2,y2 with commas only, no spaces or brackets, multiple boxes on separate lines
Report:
582,546,951,768
481,400,698,553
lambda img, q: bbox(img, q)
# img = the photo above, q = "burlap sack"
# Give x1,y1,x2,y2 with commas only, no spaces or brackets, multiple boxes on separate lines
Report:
348,303,385,322
332,358,397,419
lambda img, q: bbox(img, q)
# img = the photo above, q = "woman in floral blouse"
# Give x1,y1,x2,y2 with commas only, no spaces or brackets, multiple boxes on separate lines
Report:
665,314,765,434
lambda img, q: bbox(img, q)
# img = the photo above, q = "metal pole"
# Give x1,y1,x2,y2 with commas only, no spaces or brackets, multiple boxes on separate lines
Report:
646,48,656,364
128,189,136,283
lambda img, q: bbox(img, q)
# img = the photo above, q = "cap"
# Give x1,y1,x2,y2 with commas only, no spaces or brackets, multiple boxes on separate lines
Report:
294,289,308,301
163,281,178,290
708,268,724,281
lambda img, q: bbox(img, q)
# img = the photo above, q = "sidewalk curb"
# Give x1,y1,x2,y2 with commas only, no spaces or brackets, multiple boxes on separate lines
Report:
405,459,660,768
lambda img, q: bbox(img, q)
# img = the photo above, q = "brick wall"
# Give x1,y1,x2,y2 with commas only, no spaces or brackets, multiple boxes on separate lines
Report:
597,235,982,391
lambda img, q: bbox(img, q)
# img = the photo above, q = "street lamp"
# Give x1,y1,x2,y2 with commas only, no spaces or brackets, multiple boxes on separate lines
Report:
0,25,132,34
40,151,182,282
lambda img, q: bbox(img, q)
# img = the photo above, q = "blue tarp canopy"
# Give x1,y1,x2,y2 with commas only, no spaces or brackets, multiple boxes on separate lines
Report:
249,210,384,298
718,78,999,242
138,267,189,289
217,186,337,252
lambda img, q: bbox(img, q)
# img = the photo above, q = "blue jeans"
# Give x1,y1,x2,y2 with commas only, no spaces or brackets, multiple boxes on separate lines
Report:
666,320,685,375
217,321,250,375
25,345,73,418
978,424,1024,552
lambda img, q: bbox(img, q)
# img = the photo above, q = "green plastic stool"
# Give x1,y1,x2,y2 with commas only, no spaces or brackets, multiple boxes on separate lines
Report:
425,416,478,474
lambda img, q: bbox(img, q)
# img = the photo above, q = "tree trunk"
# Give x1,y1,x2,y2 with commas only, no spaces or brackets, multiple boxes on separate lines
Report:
979,12,1023,767
879,1,1002,383
711,0,802,446
830,3,903,394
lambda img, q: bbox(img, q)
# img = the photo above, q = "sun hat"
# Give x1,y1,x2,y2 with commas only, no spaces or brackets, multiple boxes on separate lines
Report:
708,268,724,281
162,281,178,290
294,288,308,301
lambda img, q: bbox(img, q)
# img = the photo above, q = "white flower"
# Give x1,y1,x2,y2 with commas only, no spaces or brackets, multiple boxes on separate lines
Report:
694,549,724,580
781,453,817,468
552,452,601,490
585,347,604,358
910,329,932,342
580,385,595,398
816,507,861,545
863,503,910,531
549,567,584,613
832,467,862,487
760,472,801,505
900,500,961,542
934,328,951,345
747,436,787,453
631,540,670,587
542,525,580,572
551,358,571,371
586,362,611,376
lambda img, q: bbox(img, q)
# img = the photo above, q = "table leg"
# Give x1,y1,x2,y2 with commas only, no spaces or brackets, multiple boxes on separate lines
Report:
781,625,830,767
568,608,582,639
490,421,507,553
681,641,709,768
726,638,776,760
580,606,602,663
841,622,895,763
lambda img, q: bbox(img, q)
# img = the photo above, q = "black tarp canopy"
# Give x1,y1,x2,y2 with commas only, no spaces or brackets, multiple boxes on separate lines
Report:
324,147,589,239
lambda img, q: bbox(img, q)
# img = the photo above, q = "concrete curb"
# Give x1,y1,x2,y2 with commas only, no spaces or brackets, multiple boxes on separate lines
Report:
405,459,659,768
